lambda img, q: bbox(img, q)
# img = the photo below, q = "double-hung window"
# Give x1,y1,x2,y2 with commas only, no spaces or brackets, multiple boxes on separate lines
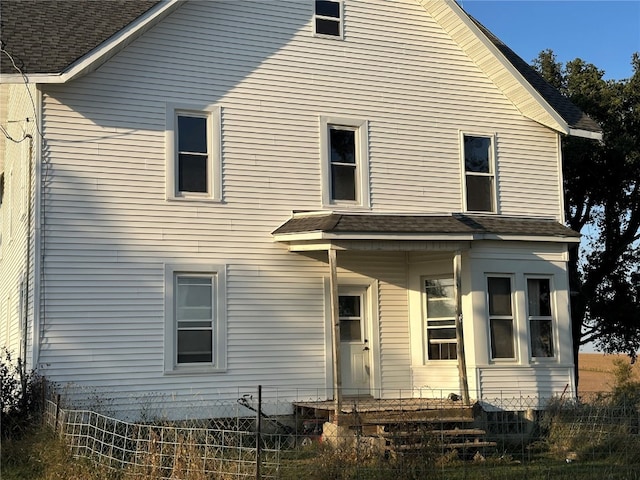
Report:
462,134,496,212
164,264,226,372
320,116,370,207
488,276,515,359
166,104,221,201
314,0,343,38
527,278,555,358
424,278,457,361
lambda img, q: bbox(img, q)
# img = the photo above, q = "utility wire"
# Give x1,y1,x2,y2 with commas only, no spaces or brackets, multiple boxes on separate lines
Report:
1,43,44,138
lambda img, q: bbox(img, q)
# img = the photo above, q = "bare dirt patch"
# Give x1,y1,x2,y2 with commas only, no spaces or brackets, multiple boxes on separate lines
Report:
578,353,640,396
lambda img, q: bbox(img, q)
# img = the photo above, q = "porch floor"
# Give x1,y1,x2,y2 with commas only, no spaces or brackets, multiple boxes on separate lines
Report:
294,397,475,414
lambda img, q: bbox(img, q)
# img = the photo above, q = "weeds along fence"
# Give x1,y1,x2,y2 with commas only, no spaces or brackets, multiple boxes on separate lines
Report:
43,387,640,480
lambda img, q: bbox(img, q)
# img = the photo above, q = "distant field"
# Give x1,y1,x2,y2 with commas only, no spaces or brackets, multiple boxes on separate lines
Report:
578,352,640,395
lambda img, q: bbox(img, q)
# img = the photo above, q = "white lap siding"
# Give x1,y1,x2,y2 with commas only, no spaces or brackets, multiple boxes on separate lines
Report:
36,0,565,417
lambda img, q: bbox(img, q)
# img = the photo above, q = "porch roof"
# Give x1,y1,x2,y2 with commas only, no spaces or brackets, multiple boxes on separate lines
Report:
272,212,580,250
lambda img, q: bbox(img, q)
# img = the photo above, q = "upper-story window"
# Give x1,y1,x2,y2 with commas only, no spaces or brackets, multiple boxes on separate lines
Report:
320,116,370,208
462,134,496,213
314,0,343,38
166,104,222,202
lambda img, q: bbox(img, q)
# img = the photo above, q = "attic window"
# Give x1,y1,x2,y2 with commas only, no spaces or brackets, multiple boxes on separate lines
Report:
315,0,342,37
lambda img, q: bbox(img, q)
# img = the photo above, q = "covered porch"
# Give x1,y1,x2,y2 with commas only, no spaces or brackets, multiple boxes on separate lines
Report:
272,211,580,423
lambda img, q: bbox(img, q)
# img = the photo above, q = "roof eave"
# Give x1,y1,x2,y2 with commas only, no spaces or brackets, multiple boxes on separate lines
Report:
273,231,579,244
568,128,603,141
0,0,183,85
419,0,574,136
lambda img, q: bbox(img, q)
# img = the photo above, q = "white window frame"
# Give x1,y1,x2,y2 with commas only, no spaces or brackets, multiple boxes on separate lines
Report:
487,275,517,361
320,116,370,208
460,132,498,213
164,263,227,374
313,0,343,39
526,276,557,360
422,276,458,362
166,103,222,202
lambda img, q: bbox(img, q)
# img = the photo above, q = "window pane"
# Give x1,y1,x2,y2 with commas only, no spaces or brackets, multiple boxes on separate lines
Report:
178,154,208,193
177,277,212,321
178,116,207,153
425,279,455,318
466,175,493,212
429,341,457,360
316,18,340,36
340,319,361,341
528,279,551,317
331,164,356,201
330,129,356,164
530,319,554,357
490,319,514,358
429,328,456,340
339,295,360,317
316,0,340,18
488,277,512,316
178,330,212,363
464,136,491,173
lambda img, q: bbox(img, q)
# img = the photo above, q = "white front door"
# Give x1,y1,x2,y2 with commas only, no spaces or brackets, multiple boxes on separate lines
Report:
339,288,371,396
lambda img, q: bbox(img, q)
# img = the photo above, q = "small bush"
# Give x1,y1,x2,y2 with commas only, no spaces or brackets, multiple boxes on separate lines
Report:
0,347,43,439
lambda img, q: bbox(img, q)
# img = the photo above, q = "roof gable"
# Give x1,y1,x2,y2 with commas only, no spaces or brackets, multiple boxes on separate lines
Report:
419,0,601,138
1,0,601,138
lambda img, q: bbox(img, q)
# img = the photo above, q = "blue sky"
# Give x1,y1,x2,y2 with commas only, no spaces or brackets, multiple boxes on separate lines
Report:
460,1,640,81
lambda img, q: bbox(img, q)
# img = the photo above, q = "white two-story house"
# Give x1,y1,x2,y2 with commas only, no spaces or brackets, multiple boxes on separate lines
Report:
0,0,601,419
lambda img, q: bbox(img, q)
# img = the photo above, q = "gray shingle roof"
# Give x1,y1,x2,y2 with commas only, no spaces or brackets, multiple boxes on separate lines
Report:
272,213,580,240
0,0,160,75
468,16,602,134
0,0,601,136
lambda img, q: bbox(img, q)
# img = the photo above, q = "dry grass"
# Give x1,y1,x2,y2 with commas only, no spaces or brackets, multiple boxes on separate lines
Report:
578,353,640,396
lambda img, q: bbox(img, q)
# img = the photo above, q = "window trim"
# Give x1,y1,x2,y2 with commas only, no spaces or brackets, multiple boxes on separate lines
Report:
313,0,344,39
460,132,498,213
319,116,370,208
526,276,557,360
486,274,517,361
422,276,458,363
166,103,222,202
164,263,227,374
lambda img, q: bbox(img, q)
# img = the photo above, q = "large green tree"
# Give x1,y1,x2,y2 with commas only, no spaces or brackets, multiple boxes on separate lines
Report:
533,50,640,367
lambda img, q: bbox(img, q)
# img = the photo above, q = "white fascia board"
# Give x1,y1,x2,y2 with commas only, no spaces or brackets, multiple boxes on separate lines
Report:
273,232,475,242
568,128,603,141
484,234,581,243
434,0,571,136
1,0,183,85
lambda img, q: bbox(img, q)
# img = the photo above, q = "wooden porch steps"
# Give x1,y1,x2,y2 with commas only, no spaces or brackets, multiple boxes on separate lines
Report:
293,398,496,456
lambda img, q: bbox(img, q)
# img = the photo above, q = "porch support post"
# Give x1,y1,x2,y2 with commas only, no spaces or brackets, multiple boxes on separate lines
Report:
328,248,342,421
454,251,471,406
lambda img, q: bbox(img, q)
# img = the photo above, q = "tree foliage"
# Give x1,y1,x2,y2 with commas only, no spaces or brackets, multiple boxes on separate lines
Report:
533,50,640,361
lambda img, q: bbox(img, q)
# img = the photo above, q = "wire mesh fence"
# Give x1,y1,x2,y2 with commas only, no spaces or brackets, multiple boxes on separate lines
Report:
43,386,640,480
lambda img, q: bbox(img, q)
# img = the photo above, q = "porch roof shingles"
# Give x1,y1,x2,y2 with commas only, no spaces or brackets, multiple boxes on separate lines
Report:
272,213,580,240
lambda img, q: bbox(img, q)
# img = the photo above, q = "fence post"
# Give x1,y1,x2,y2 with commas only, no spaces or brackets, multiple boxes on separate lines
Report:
54,394,61,433
256,385,262,480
